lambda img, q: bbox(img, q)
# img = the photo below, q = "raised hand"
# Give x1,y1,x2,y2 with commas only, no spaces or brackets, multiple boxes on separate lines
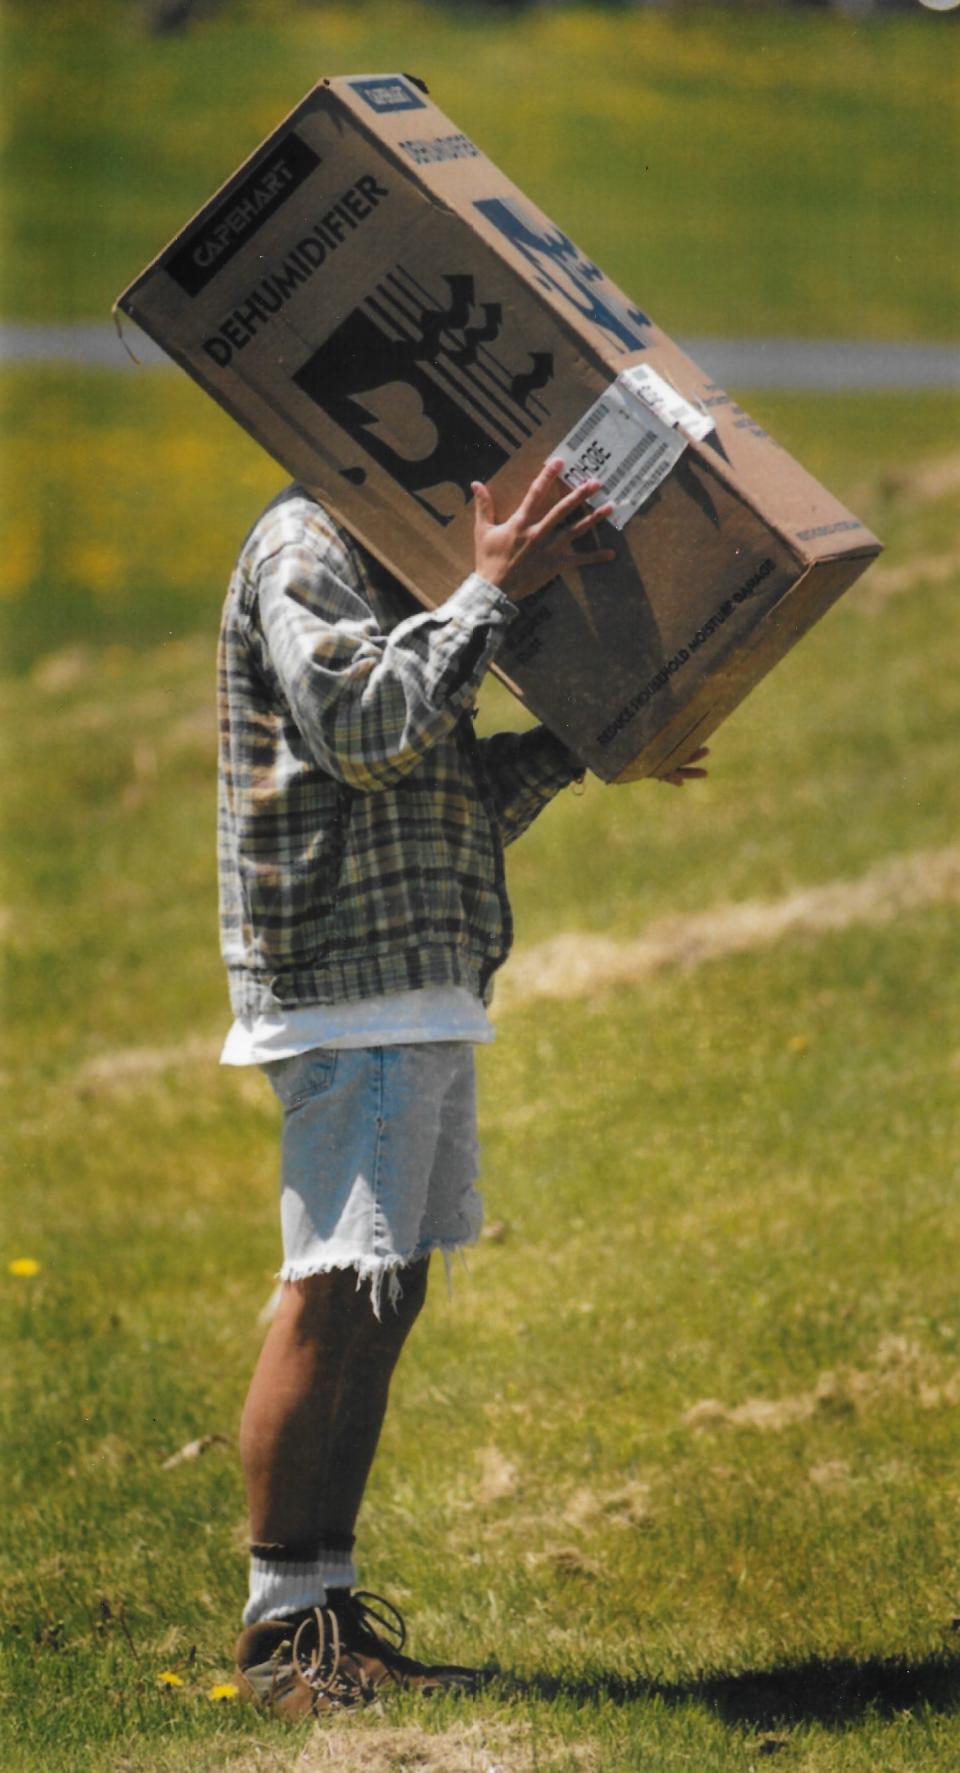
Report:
472,458,616,602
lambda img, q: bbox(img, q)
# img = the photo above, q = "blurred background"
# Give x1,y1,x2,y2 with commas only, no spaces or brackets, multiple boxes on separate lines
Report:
2,0,956,666
2,5,959,1770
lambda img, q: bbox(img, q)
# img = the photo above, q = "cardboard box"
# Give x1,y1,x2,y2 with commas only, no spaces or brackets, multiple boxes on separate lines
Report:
116,72,881,782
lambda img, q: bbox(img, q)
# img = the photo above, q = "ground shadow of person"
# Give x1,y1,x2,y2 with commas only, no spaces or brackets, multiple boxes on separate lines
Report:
493,1651,960,1731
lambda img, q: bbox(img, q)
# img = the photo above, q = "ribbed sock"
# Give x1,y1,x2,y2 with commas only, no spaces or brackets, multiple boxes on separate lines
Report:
317,1531,358,1597
243,1532,357,1628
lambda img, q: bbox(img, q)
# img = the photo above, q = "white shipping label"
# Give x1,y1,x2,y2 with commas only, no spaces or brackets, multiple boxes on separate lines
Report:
554,379,687,531
620,364,716,443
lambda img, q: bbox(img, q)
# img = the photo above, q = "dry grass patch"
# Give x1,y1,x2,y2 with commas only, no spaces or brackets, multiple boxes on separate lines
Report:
561,1481,653,1533
222,1719,594,1773
858,449,960,511
851,545,960,610
474,1447,521,1506
67,846,960,1090
74,1035,221,1091
498,846,960,1006
683,1335,960,1435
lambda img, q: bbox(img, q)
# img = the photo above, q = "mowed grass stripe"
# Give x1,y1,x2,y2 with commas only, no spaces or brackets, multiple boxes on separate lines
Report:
499,844,960,1006
64,842,960,1090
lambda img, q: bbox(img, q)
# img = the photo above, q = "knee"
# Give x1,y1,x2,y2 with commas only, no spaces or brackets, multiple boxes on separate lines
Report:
395,1257,429,1320
280,1259,428,1338
279,1267,361,1334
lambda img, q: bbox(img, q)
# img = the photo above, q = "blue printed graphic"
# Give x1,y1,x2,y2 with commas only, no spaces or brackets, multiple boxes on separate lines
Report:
349,77,427,114
474,196,651,357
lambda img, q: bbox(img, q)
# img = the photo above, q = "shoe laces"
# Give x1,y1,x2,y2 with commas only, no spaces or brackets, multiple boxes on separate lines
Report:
289,1604,368,1705
334,1589,408,1656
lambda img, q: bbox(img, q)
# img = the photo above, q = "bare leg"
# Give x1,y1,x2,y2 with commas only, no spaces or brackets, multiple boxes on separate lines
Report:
239,1260,429,1546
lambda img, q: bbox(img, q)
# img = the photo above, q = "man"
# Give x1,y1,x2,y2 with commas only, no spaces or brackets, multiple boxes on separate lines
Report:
218,459,706,1715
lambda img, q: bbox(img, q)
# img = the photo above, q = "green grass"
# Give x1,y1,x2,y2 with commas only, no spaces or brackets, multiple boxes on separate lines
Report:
2,383,960,1770
2,0,958,336
3,6,960,1763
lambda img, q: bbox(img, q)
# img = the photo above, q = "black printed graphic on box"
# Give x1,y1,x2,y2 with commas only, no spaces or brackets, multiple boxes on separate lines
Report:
293,267,556,526
168,133,322,299
201,174,390,364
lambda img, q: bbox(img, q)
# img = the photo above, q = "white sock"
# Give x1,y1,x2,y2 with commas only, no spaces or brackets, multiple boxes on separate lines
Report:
243,1535,358,1627
244,1545,326,1627
318,1540,358,1597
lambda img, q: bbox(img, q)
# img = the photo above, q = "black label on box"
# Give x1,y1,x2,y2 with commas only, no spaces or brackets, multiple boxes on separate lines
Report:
167,133,322,298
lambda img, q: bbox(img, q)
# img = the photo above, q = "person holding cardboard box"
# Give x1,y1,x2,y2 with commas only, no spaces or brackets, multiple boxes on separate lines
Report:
220,459,705,1716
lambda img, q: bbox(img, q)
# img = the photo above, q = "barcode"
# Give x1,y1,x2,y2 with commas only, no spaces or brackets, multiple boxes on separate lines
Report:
607,433,668,495
564,399,611,453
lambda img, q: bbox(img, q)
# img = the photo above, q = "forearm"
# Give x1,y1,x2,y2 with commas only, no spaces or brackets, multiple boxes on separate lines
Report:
474,725,585,845
258,543,518,791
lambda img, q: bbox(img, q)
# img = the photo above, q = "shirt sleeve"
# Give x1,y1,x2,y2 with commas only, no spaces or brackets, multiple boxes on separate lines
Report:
474,725,586,847
252,510,518,793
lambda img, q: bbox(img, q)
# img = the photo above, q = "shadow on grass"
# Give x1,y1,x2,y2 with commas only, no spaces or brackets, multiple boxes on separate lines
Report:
498,1652,960,1730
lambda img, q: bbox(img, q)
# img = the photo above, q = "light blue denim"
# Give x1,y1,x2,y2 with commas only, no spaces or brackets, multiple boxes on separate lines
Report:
261,1042,483,1314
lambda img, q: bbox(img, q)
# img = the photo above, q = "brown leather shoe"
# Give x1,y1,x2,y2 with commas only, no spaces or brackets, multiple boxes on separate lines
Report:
234,1605,372,1718
326,1589,490,1697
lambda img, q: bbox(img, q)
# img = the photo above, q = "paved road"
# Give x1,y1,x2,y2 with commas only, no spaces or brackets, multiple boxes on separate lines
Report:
1,321,957,391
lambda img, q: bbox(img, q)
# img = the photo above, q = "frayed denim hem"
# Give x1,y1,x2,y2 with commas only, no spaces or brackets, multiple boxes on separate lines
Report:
277,1232,479,1319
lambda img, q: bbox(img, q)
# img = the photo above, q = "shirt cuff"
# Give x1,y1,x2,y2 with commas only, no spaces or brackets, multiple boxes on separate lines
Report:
553,741,588,784
533,728,587,786
443,573,518,634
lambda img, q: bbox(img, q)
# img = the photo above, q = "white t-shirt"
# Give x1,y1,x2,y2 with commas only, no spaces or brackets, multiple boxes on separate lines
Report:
220,984,494,1066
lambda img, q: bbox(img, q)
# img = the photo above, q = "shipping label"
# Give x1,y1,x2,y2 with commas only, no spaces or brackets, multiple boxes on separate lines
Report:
554,377,687,530
620,364,716,443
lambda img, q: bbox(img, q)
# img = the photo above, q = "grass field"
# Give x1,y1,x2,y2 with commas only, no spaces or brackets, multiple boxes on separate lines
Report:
3,2,960,1769
3,0,959,338
3,381,959,1769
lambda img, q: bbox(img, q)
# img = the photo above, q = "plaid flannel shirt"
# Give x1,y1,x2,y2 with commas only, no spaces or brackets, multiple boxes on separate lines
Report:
217,486,582,1017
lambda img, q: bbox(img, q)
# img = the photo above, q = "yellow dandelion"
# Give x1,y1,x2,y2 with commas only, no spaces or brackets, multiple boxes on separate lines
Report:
156,1670,184,1688
8,1258,41,1278
787,1035,809,1055
207,1682,239,1703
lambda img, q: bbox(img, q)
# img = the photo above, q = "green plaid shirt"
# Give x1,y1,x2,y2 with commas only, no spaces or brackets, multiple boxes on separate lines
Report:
218,486,581,1018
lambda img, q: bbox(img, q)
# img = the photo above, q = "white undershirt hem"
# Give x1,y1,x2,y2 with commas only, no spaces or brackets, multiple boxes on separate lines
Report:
220,984,494,1066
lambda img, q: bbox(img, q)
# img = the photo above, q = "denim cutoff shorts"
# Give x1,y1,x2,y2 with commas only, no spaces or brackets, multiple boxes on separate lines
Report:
261,1043,484,1314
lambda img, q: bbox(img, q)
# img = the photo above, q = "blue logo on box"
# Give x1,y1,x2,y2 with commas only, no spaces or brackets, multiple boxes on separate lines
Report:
350,77,426,115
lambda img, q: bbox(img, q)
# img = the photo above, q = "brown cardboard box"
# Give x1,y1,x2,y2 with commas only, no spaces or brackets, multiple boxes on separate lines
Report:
116,72,881,782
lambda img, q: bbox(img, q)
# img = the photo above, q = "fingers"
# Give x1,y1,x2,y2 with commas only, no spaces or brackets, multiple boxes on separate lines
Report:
470,481,496,526
532,475,606,539
656,747,711,786
658,765,710,786
516,456,567,522
474,466,610,542
567,501,614,539
547,496,616,570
